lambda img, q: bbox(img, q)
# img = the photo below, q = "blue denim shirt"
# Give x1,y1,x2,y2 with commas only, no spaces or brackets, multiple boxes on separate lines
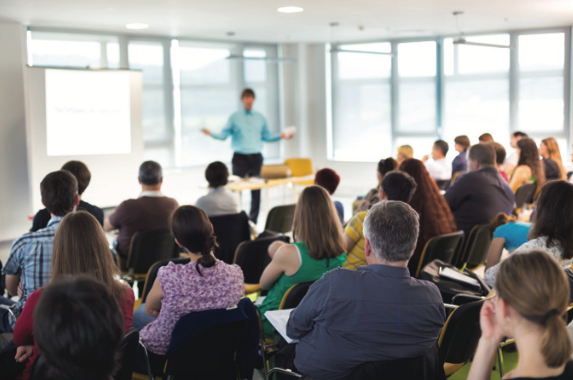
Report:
3,216,62,317
287,265,445,380
211,109,281,154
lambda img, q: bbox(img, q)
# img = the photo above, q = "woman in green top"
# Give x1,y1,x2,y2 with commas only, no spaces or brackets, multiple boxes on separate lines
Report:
258,186,347,338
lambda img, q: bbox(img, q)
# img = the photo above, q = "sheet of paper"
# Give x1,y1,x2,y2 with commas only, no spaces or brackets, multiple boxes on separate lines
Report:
282,126,297,137
254,296,266,306
440,267,480,288
264,309,299,344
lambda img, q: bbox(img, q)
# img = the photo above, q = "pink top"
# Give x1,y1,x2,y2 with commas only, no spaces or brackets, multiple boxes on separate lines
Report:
140,259,244,355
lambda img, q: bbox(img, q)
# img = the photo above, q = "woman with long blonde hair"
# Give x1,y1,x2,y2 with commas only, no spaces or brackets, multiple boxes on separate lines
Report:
12,211,134,380
468,250,573,380
540,137,567,181
258,186,347,338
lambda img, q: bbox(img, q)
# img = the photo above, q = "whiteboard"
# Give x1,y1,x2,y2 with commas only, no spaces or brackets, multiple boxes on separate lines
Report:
26,67,144,211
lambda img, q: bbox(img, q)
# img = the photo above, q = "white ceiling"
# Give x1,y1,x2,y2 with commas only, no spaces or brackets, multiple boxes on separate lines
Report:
1,0,573,43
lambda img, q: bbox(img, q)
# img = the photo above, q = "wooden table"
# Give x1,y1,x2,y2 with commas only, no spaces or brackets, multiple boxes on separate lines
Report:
226,176,314,212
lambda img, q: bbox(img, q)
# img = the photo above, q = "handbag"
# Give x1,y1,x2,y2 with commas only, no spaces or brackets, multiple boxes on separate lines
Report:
419,260,490,304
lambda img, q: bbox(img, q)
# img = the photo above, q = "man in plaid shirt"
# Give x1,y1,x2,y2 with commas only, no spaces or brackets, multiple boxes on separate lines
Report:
0,170,79,332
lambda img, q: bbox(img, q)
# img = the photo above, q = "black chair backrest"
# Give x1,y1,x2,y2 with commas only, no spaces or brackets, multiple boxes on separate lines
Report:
514,183,537,211
439,300,484,365
128,229,180,274
234,236,290,284
464,225,492,269
415,231,465,278
280,281,315,310
455,225,491,269
568,171,573,181
346,343,445,380
30,330,141,380
435,180,450,191
211,211,251,264
141,257,191,304
114,329,140,380
164,319,245,378
264,204,296,233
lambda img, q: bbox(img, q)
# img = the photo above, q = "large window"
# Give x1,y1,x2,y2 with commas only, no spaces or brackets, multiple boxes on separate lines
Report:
331,43,392,161
329,29,570,162
28,30,281,169
443,34,511,150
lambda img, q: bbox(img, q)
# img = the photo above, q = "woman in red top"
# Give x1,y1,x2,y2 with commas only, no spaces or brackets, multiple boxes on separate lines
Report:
13,211,134,380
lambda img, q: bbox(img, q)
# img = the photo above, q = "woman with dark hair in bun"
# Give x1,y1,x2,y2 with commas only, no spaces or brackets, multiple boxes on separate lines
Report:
134,205,244,356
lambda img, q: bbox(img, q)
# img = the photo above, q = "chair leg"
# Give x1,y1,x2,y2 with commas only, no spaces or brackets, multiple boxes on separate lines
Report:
138,340,156,380
497,346,504,378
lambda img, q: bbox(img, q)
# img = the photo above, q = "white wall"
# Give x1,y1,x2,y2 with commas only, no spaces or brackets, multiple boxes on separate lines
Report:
0,22,33,241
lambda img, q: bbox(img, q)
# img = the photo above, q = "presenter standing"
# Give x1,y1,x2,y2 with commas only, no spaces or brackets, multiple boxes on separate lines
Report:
202,88,294,224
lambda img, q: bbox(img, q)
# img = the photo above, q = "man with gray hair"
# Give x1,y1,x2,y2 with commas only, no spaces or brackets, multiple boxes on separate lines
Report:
283,201,445,380
104,161,178,268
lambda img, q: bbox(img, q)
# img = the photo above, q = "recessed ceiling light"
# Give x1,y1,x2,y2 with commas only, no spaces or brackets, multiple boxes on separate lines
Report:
126,23,149,30
277,6,303,13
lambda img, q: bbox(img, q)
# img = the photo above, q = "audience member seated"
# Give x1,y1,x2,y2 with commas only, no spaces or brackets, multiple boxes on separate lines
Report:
399,159,458,274
195,161,239,216
135,205,244,359
354,157,397,215
505,131,528,175
422,140,451,180
485,213,531,271
258,186,346,338
478,133,494,143
314,168,344,223
0,170,79,332
31,161,103,232
445,143,514,239
452,135,470,177
492,142,510,182
105,161,179,268
283,201,445,380
33,277,125,380
396,145,414,166
468,251,573,380
509,138,546,192
344,171,417,270
540,137,567,181
485,180,573,287
13,211,134,380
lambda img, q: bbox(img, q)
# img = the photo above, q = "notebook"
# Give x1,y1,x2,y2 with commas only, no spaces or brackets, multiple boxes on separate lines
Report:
264,309,299,344
439,267,481,289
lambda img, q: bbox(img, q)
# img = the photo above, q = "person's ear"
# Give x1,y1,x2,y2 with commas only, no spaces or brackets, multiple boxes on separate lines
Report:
211,224,214,234
174,238,184,249
379,188,387,201
138,177,142,185
364,237,373,258
499,297,511,320
74,194,80,207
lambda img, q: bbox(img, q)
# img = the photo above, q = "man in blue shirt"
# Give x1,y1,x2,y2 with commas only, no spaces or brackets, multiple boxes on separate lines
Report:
283,201,445,380
202,89,293,223
1,170,80,332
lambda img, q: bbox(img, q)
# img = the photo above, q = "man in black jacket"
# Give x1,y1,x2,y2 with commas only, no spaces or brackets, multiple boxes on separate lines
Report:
445,143,515,237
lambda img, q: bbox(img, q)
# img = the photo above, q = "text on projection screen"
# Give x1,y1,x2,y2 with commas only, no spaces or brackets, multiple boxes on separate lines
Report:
45,69,131,156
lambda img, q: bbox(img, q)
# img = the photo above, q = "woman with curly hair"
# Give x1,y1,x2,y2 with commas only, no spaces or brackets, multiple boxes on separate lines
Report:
399,159,458,275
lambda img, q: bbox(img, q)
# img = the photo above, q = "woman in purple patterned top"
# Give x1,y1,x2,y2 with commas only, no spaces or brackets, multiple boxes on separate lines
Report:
137,205,244,356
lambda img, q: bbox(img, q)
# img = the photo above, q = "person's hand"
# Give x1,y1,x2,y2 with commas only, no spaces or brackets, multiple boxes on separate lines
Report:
479,299,504,343
422,154,429,162
17,282,23,299
15,345,34,363
201,128,212,136
281,132,294,140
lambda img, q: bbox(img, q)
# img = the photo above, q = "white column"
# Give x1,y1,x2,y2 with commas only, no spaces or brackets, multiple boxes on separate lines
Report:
0,22,32,241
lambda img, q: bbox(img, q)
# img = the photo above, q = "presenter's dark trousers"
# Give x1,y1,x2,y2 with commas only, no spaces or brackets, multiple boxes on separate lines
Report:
232,152,263,224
